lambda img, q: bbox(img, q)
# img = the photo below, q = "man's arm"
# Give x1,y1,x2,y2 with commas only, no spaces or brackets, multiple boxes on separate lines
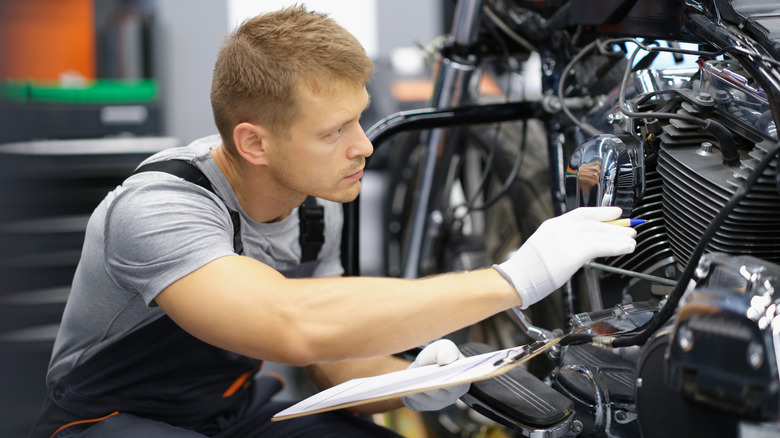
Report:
155,255,518,366
155,206,637,368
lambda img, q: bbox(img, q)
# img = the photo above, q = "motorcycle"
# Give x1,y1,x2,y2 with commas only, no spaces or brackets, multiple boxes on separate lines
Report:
362,0,780,436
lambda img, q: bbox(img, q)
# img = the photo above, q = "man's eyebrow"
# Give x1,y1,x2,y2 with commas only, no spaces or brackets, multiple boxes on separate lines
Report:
352,93,371,125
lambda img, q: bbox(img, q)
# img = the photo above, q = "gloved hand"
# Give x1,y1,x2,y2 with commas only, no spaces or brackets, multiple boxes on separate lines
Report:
401,339,470,412
494,207,637,309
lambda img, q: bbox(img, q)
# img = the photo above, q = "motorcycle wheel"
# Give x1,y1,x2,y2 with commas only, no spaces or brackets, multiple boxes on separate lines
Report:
381,119,559,436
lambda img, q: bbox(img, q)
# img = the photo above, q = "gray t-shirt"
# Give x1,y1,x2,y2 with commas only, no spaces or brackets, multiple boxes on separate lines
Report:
46,135,344,385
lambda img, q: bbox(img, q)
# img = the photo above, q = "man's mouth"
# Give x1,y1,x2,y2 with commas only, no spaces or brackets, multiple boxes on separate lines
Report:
345,169,364,180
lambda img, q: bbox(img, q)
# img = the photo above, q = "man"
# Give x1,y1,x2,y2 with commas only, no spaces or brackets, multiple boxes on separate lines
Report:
30,6,637,437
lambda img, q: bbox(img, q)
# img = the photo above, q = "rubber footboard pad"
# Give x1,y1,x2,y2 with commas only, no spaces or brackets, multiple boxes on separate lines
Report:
460,342,573,428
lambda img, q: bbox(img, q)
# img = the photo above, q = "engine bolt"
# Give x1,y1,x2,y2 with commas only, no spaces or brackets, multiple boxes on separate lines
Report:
695,92,715,107
570,420,584,434
696,141,716,157
747,340,764,370
607,112,626,124
678,324,694,352
694,257,712,279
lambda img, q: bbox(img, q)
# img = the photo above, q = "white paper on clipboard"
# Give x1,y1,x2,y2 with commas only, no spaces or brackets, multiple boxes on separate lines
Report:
272,338,559,421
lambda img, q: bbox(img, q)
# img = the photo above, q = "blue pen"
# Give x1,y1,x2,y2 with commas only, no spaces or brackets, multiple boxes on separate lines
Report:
604,218,646,227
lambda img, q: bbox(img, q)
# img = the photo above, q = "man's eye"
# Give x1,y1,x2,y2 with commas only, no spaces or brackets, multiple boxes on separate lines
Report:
329,129,343,138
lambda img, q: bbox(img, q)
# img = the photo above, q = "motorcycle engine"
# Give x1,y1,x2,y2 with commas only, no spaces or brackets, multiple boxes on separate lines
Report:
566,59,780,303
560,59,780,437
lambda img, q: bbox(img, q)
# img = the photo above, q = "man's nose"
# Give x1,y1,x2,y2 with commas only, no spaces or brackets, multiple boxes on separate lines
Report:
347,129,374,160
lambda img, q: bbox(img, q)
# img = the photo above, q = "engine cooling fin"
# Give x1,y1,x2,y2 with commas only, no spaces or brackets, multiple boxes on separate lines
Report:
607,164,672,275
657,118,780,267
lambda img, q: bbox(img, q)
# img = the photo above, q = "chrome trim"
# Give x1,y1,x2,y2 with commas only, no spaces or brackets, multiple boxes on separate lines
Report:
565,134,639,216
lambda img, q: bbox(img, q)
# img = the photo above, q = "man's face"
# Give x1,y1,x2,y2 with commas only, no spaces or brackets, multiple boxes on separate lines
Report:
265,81,373,203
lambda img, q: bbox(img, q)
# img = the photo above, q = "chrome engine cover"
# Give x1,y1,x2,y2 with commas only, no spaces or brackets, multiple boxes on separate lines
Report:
668,253,780,419
564,134,641,217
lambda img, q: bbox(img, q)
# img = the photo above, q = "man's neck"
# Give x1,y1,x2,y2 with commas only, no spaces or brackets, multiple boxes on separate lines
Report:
210,145,305,223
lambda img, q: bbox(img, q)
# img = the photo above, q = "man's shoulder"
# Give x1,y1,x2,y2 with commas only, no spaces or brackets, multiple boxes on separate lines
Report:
138,135,220,167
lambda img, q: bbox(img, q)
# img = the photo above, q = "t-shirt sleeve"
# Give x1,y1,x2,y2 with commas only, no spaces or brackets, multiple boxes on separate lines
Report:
104,179,236,306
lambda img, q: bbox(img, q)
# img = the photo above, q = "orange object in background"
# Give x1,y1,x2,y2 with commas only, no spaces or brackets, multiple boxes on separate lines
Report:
391,74,503,103
0,0,95,81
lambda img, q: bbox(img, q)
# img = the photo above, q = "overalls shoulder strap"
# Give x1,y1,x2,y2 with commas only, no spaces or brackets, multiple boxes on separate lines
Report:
132,160,324,262
133,160,243,254
298,196,324,263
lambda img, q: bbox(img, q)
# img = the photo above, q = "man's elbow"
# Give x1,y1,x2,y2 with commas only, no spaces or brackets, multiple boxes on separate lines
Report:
266,306,349,366
270,325,329,367
276,343,319,367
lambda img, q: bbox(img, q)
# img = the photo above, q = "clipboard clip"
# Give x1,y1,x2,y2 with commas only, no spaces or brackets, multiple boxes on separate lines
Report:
492,339,555,367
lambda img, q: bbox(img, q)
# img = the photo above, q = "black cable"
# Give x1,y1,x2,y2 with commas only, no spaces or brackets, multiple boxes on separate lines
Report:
449,117,528,219
556,38,700,137
556,39,605,138
482,3,535,52
463,120,528,213
616,41,709,128
607,35,780,70
556,36,779,142
453,131,498,217
614,40,741,166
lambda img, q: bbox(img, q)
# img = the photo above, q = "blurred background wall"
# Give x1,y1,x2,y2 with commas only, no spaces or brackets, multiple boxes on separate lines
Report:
0,1,446,436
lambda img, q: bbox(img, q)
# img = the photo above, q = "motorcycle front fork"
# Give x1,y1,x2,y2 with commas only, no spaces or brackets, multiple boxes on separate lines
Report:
400,0,484,279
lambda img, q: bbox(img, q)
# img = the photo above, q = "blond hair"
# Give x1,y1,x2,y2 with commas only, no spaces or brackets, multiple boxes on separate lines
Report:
210,5,375,150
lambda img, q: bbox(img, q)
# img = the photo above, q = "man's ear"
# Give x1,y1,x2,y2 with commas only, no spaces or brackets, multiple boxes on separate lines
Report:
232,122,270,165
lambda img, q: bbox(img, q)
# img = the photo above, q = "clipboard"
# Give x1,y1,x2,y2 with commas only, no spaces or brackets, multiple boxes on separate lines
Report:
272,337,559,421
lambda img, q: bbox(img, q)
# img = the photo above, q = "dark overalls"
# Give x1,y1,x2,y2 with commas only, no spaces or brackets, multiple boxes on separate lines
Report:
28,161,402,438
29,315,401,438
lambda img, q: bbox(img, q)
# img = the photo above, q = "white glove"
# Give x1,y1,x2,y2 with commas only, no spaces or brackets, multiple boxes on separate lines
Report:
400,339,470,412
494,207,637,309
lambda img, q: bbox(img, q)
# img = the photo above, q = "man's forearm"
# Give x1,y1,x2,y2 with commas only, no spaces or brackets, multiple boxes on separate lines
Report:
277,268,520,363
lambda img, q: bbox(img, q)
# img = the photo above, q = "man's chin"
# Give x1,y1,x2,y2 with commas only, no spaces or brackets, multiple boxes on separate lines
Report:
316,184,361,204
